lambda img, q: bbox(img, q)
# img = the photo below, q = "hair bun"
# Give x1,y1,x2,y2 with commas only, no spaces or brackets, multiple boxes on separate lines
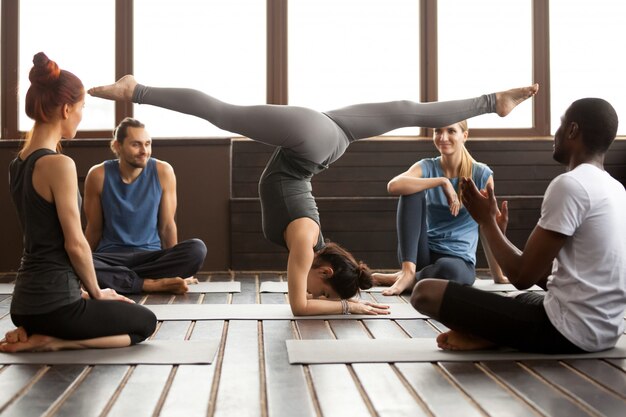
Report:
356,262,373,290
29,52,61,87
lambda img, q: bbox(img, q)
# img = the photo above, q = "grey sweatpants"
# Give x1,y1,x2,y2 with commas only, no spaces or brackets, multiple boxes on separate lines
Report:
133,85,496,165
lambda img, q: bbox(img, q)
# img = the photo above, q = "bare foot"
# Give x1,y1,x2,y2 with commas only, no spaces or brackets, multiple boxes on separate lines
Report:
88,75,138,101
0,334,59,352
3,327,28,344
436,330,496,351
493,275,510,284
185,277,199,285
495,83,539,117
371,271,399,286
142,277,189,294
381,269,416,295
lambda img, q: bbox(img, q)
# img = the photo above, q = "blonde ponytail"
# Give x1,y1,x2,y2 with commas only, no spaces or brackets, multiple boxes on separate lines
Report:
456,121,474,205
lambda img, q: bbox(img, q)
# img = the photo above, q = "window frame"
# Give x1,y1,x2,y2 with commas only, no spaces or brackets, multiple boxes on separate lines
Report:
1,0,551,139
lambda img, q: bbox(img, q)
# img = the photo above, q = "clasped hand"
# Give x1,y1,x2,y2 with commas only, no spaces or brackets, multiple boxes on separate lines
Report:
460,178,508,233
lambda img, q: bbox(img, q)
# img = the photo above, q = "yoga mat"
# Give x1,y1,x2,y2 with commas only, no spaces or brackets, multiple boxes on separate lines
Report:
186,281,241,293
286,336,626,364
0,284,14,295
0,282,240,295
0,339,220,365
146,303,427,321
259,280,542,294
472,279,543,292
259,281,389,293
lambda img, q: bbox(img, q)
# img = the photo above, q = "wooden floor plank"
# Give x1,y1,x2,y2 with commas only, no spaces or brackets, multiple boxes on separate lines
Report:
0,365,44,413
159,321,224,417
202,292,230,304
54,365,129,417
368,293,406,304
525,360,626,417
263,320,316,417
309,364,372,417
566,359,626,398
328,320,370,340
395,319,440,338
213,320,262,417
231,275,258,304
296,320,334,340
259,275,286,305
106,365,173,417
363,319,409,339
151,320,192,341
0,365,86,417
482,361,594,417
607,358,626,372
439,362,536,416
159,365,215,417
395,363,483,417
352,363,430,417
143,293,174,305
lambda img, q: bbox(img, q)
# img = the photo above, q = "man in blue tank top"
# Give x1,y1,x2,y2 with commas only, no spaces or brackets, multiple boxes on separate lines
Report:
84,117,207,294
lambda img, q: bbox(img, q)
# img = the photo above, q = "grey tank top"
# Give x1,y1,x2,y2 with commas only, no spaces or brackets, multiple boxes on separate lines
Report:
9,149,82,315
258,148,327,251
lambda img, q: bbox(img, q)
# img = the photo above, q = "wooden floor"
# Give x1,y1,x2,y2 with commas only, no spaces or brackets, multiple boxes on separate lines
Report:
0,271,624,417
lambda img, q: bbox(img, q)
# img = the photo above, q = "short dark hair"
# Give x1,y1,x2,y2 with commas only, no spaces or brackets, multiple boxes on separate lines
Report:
110,117,145,156
566,98,618,154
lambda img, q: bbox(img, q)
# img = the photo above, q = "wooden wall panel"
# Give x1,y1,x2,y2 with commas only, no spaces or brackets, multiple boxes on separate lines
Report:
0,138,231,271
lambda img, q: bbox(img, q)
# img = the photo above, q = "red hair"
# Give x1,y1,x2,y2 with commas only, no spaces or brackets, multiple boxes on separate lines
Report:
25,52,84,123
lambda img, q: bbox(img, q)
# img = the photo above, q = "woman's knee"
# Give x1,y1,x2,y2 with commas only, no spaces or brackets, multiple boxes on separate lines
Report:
131,306,157,343
430,258,475,285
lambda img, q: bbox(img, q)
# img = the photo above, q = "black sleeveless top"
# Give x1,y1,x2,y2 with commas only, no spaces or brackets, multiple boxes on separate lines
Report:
9,149,81,315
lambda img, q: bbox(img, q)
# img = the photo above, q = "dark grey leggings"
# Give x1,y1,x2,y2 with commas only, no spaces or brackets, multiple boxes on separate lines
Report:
397,192,475,285
133,85,496,165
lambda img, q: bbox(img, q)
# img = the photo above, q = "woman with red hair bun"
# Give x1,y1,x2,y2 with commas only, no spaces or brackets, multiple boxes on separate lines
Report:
1,53,157,352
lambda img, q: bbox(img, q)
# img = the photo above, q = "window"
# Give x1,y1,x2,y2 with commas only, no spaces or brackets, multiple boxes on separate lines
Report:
550,0,626,134
134,0,266,137
289,0,421,136
18,0,114,132
438,0,533,129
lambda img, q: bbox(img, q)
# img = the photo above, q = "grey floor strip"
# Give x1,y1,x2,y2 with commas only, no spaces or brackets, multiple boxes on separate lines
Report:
0,339,220,365
259,280,543,294
146,303,427,321
0,282,240,295
286,337,626,364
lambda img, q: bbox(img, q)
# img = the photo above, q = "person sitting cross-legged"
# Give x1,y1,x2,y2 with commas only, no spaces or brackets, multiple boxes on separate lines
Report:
84,117,207,295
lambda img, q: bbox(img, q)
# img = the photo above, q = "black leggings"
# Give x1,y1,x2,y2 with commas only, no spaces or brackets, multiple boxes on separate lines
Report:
93,238,207,294
439,282,585,353
397,192,475,285
12,298,157,345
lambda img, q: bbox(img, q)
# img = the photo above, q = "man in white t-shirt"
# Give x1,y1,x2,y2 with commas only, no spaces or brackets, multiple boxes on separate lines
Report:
410,97,626,353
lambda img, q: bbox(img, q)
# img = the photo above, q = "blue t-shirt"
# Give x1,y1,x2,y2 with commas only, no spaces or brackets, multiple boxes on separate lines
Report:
97,158,163,253
418,157,493,264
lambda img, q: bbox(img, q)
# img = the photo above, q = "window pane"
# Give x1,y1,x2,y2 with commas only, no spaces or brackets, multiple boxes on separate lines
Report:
134,0,266,137
550,0,626,135
289,0,420,136
438,0,533,129
18,0,115,132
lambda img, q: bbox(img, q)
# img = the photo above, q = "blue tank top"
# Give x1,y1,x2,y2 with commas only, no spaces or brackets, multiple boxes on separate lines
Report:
418,157,493,265
97,158,163,252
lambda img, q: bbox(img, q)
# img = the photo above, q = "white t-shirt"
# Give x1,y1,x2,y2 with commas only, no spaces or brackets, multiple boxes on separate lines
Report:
540,164,626,352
